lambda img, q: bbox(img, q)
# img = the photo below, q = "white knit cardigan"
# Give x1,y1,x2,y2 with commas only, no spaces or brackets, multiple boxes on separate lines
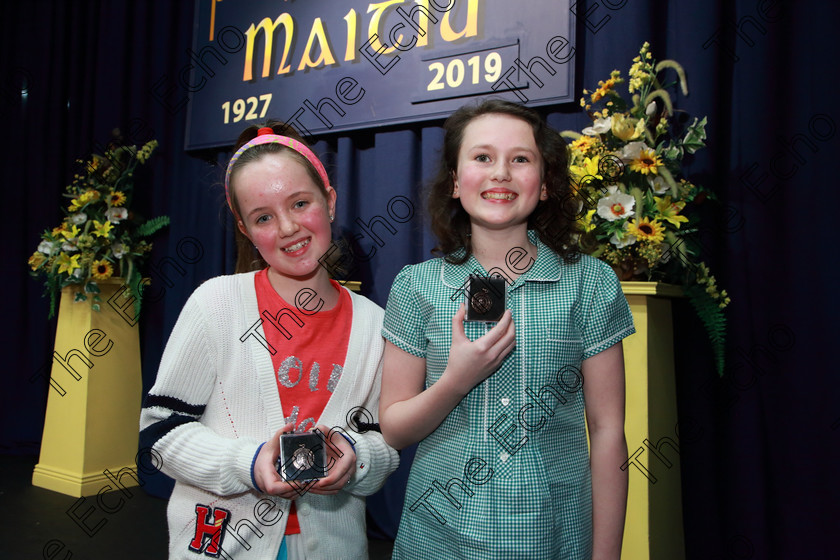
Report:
139,271,399,559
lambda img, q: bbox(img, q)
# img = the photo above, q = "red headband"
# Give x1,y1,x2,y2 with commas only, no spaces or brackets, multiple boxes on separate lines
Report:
224,127,331,220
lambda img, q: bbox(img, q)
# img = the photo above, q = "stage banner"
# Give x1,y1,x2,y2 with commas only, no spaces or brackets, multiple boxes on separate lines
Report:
181,0,576,150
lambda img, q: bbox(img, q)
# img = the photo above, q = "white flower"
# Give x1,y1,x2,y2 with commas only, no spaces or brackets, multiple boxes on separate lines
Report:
646,101,657,116
597,186,635,222
112,242,127,258
610,220,637,248
38,240,55,255
106,207,128,223
72,268,85,279
610,230,637,248
617,141,650,161
62,242,79,253
70,212,87,225
648,176,669,194
582,117,612,136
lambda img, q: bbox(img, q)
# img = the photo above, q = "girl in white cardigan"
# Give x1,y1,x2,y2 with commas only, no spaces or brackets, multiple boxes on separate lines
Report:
140,122,399,560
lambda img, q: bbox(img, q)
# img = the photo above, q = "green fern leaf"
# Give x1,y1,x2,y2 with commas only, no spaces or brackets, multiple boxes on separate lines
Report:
685,283,727,376
136,216,170,237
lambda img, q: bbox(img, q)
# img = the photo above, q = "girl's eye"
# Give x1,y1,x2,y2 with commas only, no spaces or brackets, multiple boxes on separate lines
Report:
294,200,309,209
513,155,529,163
475,154,490,162
256,214,270,224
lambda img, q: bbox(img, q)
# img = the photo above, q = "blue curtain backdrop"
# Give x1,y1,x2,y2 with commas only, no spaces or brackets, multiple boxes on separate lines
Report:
3,1,838,557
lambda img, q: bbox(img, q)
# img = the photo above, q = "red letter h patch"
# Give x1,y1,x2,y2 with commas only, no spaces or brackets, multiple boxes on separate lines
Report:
188,504,231,556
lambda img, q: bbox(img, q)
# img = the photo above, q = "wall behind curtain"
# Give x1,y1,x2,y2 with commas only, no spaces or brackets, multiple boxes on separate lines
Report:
2,1,837,557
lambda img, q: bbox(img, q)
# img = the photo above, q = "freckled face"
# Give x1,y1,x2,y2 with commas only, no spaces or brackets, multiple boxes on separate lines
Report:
453,113,547,231
234,152,336,281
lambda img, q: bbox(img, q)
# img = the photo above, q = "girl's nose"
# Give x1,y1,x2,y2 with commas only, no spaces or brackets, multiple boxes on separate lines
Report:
277,213,299,236
491,161,511,181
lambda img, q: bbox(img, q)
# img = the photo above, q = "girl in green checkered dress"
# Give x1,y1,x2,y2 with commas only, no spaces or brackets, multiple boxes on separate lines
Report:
380,100,635,559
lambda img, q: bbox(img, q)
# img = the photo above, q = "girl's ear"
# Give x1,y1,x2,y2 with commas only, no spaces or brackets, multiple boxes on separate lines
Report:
237,219,250,239
451,171,460,198
325,186,337,218
540,183,548,200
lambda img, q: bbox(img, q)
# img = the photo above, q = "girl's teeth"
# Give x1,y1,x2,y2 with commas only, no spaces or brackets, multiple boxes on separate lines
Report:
284,239,309,252
482,192,516,200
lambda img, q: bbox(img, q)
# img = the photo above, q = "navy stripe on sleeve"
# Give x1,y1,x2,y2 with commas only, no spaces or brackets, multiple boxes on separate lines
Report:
143,393,206,417
140,413,199,450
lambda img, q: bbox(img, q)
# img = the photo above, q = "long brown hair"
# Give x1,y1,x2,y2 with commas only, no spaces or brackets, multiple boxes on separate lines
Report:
227,121,329,273
426,99,580,263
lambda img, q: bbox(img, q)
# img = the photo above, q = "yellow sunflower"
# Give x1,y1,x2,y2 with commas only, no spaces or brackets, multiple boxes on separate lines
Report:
91,259,114,280
629,148,663,175
109,190,127,206
627,217,666,243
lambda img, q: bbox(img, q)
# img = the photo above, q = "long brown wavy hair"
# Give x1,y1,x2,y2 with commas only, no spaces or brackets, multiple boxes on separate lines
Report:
226,121,330,273
426,99,581,264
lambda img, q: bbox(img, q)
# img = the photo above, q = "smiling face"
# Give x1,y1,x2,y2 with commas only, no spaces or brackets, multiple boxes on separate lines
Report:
233,152,336,282
452,113,547,232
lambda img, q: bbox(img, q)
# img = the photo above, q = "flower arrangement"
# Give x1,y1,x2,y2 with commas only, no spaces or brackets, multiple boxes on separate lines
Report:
565,42,729,375
28,136,169,319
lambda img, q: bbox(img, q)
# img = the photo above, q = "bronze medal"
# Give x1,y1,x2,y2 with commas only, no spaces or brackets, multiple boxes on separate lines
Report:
471,287,492,314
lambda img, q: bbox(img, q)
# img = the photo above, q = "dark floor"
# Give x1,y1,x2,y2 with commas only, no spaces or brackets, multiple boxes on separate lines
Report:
1,455,393,559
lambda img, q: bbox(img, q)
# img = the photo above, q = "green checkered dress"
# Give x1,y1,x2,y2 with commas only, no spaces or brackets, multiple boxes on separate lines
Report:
382,231,635,559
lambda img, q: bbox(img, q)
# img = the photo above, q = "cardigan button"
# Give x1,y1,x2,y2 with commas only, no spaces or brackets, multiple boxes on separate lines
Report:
500,397,510,406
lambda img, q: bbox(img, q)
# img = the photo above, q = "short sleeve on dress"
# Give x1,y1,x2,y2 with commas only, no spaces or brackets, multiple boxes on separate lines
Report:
580,260,635,360
382,265,427,358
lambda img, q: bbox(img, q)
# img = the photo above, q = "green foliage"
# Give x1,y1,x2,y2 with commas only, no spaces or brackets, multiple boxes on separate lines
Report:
685,283,727,376
566,42,728,375
681,117,707,155
137,216,171,238
27,136,168,321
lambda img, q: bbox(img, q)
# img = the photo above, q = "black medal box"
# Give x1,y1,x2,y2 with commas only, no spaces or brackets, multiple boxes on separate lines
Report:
277,432,328,482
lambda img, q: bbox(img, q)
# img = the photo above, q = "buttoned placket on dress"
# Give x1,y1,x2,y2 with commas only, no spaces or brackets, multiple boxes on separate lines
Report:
485,262,529,464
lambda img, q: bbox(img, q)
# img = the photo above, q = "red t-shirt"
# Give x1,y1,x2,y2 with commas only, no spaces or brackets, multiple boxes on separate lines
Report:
254,269,352,534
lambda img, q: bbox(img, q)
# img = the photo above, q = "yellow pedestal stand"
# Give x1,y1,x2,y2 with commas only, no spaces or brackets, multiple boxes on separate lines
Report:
620,282,686,560
32,280,143,497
